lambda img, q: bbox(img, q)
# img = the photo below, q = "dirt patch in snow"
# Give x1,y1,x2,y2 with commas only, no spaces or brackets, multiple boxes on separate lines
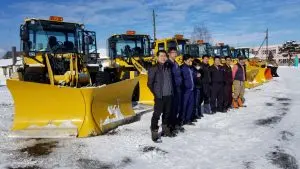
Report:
0,103,13,107
275,97,292,102
281,102,290,106
280,131,294,141
266,147,298,169
141,146,168,154
18,141,58,157
255,116,282,126
243,161,254,169
119,157,133,167
76,157,133,169
77,158,114,169
265,103,274,106
6,166,43,169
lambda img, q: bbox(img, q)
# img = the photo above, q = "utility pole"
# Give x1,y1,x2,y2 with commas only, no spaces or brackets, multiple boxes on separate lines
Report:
152,9,157,41
266,28,268,60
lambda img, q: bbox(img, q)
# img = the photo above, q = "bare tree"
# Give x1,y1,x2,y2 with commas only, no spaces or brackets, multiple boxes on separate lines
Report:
191,24,212,43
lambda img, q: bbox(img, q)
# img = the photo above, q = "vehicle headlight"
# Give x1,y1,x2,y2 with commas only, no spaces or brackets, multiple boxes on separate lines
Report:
90,53,98,58
29,52,36,57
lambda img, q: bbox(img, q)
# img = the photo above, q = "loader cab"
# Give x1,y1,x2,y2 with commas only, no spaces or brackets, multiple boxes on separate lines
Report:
108,31,151,59
212,44,232,57
185,42,213,58
234,48,250,58
154,35,189,56
20,16,99,84
20,17,97,62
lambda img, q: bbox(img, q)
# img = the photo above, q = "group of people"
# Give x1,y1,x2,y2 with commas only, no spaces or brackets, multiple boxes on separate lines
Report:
147,48,247,142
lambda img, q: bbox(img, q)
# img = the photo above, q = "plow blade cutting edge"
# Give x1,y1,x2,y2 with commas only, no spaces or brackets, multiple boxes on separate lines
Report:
7,78,139,138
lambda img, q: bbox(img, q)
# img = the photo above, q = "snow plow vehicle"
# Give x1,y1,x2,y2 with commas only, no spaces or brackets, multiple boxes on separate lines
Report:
7,16,139,138
153,34,189,65
107,31,154,105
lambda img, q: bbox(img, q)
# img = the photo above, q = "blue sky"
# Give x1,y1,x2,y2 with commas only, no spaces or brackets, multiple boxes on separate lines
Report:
0,0,300,56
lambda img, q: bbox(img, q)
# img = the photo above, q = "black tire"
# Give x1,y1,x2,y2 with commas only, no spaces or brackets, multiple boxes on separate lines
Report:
23,67,46,83
95,71,111,86
132,83,140,102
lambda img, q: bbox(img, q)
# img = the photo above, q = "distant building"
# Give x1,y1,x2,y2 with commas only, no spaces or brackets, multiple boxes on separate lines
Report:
0,47,22,85
250,45,299,65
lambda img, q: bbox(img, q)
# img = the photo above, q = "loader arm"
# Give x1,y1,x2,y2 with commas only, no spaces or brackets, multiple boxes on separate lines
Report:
130,58,147,74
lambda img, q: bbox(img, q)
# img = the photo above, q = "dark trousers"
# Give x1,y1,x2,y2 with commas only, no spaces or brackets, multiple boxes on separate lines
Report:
200,83,211,113
194,88,202,118
210,83,224,112
182,90,194,123
223,83,232,109
200,83,210,104
171,87,182,126
151,96,172,131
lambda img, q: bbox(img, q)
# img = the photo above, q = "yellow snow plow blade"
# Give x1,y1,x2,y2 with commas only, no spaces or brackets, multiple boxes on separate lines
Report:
245,66,262,89
138,74,154,105
7,78,138,138
254,67,267,84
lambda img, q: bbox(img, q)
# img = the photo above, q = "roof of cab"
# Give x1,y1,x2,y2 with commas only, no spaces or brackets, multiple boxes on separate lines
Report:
24,18,82,25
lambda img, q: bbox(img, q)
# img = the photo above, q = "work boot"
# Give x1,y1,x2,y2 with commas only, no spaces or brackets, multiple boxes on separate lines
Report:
203,104,211,114
232,99,239,109
237,98,244,107
221,109,228,113
162,125,175,137
186,122,195,126
175,125,185,132
151,130,160,142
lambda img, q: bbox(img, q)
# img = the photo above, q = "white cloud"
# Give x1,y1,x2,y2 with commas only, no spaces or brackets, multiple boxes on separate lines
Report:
10,0,151,26
205,0,236,13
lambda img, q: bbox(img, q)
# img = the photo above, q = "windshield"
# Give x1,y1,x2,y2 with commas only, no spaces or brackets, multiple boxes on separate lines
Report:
213,47,221,56
109,35,150,58
26,20,79,53
235,48,249,58
177,40,187,55
206,44,213,56
29,30,75,52
222,47,230,57
167,40,177,49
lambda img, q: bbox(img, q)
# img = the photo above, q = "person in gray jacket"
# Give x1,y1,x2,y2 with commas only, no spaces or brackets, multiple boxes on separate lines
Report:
147,50,174,142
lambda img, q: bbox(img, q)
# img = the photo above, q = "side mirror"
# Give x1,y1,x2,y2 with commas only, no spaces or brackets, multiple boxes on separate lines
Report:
151,42,155,49
20,25,29,41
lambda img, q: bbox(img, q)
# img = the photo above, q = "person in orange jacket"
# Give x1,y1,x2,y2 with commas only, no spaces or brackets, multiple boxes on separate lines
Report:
232,56,247,108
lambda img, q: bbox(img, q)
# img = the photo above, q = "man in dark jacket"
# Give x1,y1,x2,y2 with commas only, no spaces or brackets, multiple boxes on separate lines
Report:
209,56,226,113
200,55,211,114
192,59,203,119
167,47,184,132
223,56,233,111
148,50,174,142
181,54,195,125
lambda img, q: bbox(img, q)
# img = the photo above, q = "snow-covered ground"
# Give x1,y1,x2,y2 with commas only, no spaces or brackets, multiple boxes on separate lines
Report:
0,67,299,169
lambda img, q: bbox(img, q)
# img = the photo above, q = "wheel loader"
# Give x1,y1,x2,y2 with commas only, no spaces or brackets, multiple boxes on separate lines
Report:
153,34,189,65
106,31,154,105
7,16,139,138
